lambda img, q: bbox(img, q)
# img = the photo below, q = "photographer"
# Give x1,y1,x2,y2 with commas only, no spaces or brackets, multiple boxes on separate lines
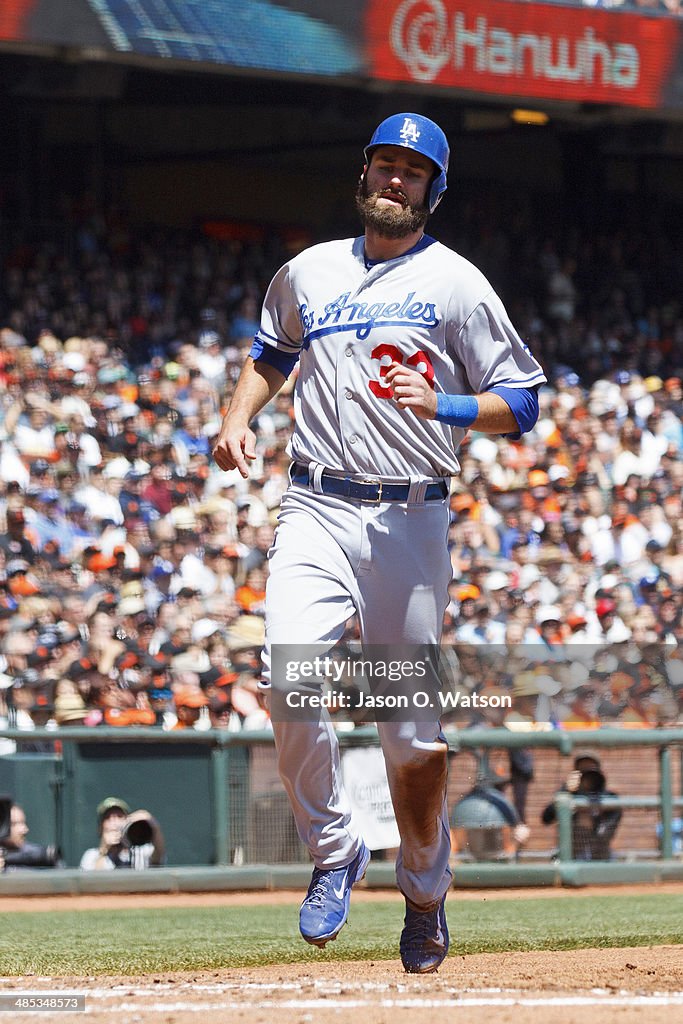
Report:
541,752,622,860
79,797,165,870
0,803,62,872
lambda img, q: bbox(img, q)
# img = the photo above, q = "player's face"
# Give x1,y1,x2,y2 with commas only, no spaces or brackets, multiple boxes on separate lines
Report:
356,146,432,238
8,807,28,848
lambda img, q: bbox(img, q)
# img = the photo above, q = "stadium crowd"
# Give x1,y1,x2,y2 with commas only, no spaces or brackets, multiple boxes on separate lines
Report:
0,205,682,750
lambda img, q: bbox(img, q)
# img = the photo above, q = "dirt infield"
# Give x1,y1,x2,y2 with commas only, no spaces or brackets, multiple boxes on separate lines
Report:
3,946,683,1023
2,888,682,1023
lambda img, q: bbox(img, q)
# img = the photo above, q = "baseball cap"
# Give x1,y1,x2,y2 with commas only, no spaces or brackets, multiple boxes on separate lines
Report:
66,656,96,681
536,605,562,625
148,687,173,702
536,546,566,565
102,394,122,409
567,612,587,629
118,596,146,617
199,330,220,348
452,493,475,513
455,584,480,602
97,365,126,385
87,553,118,573
226,615,266,652
97,796,130,821
62,352,86,373
6,559,30,577
199,666,239,689
484,571,509,592
191,618,221,643
54,693,88,724
573,749,602,771
38,489,60,504
512,671,543,697
174,687,209,709
595,598,617,618
150,560,174,578
518,564,541,589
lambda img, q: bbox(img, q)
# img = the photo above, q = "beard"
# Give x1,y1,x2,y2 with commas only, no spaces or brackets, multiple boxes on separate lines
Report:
355,177,429,239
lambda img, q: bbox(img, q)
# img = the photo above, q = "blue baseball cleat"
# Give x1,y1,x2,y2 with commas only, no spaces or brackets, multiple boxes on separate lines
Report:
400,894,449,973
299,843,371,947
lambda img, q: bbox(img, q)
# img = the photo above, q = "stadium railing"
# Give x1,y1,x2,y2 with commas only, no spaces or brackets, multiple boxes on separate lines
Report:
0,726,682,893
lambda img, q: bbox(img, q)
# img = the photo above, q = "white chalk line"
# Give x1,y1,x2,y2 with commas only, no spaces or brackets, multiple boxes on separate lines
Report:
6,990,683,1013
102,994,683,1012
5,983,683,1013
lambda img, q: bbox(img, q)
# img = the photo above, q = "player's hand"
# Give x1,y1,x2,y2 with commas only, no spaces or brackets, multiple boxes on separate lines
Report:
212,420,257,478
566,770,582,793
384,362,437,419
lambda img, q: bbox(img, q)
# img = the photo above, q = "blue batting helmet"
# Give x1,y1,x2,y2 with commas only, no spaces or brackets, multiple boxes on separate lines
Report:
364,113,449,213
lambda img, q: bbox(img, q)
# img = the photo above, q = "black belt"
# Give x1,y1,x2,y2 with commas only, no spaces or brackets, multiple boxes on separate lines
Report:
291,462,448,505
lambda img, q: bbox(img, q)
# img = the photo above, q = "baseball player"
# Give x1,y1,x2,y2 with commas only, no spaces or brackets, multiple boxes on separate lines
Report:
214,112,546,972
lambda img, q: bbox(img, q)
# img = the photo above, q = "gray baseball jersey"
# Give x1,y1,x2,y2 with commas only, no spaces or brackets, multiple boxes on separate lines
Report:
257,235,546,478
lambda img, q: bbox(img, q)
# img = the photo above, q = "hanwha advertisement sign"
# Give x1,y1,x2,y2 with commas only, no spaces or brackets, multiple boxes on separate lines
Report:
367,0,681,109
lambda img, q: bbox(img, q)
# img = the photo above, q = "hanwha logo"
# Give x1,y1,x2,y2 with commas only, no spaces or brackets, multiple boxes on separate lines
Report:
390,0,450,83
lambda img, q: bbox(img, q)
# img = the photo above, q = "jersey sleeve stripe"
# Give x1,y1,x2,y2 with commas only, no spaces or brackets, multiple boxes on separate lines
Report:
255,328,301,353
489,371,547,387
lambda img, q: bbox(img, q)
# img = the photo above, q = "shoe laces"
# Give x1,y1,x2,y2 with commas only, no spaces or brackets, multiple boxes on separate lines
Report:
305,868,338,907
402,905,438,947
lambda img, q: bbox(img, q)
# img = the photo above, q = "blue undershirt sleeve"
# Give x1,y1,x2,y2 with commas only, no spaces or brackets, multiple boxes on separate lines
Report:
488,385,540,438
249,336,300,378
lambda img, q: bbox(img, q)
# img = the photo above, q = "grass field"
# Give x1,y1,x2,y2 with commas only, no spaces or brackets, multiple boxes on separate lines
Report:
1,893,682,976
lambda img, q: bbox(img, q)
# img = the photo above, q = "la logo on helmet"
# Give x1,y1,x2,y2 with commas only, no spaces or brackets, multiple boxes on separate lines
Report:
399,118,421,143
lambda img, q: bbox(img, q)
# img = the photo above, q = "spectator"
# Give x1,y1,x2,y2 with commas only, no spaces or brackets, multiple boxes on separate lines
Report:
80,797,165,870
0,210,680,738
0,804,61,871
0,508,37,564
450,766,530,862
541,752,622,860
171,687,209,730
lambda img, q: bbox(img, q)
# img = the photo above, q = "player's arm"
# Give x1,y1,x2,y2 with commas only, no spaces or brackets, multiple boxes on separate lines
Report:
385,363,536,435
213,357,286,477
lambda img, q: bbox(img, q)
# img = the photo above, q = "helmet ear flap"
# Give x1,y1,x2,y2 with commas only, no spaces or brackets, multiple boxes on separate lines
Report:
428,169,447,213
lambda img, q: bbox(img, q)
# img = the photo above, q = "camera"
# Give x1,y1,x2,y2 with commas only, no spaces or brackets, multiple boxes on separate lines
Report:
2,845,61,868
120,811,162,848
578,769,606,795
121,816,154,847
